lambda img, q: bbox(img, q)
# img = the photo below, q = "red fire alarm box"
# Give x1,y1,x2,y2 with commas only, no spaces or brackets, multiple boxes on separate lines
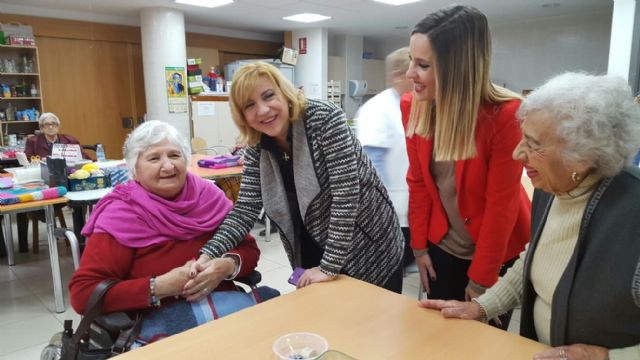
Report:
298,37,307,55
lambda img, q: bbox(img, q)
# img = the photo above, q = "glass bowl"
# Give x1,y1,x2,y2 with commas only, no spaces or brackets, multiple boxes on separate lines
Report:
272,332,328,360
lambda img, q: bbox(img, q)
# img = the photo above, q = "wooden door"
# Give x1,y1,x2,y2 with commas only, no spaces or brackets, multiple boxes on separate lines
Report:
37,37,145,159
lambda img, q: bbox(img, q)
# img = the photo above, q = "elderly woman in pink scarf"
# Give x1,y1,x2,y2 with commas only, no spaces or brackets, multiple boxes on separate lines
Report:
69,121,272,343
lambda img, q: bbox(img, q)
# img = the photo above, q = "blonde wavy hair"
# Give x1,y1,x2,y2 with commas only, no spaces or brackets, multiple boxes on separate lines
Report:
228,62,306,146
406,5,520,161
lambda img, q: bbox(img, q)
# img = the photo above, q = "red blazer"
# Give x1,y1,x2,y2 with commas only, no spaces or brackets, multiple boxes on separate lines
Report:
24,133,91,159
68,232,260,314
401,93,531,287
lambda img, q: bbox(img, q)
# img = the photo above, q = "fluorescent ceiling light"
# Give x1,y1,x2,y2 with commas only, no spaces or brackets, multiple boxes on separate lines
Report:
373,0,421,5
283,13,331,23
174,0,233,8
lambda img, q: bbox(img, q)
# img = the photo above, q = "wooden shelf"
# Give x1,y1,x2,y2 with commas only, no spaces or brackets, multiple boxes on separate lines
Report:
0,97,41,100
0,44,37,49
0,72,39,76
0,44,42,146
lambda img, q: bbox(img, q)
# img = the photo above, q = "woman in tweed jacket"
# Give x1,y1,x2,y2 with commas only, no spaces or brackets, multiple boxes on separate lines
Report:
189,62,404,292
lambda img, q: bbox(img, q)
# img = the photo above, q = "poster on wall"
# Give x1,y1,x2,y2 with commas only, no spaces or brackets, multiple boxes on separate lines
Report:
165,66,188,113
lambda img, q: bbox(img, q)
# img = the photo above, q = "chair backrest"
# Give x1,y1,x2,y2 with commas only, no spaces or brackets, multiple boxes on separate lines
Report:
82,144,97,152
191,137,207,154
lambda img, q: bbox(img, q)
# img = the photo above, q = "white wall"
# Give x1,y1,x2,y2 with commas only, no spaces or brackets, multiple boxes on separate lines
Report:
292,28,328,100
363,37,408,60
491,10,612,93
607,0,639,88
361,11,612,95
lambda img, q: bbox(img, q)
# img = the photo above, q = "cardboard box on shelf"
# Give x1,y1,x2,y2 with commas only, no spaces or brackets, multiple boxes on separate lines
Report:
5,35,35,46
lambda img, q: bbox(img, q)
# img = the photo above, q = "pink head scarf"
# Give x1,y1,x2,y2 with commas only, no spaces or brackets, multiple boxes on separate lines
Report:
82,172,232,248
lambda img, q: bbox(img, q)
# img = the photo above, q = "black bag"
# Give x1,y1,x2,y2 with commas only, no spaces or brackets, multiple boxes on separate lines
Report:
40,156,68,188
42,280,142,360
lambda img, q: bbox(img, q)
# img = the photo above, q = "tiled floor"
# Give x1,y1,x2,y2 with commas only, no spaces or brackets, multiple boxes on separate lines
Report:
0,211,520,359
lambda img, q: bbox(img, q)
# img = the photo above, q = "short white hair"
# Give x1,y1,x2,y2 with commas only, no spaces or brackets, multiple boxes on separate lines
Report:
123,120,191,178
518,72,640,177
38,112,60,127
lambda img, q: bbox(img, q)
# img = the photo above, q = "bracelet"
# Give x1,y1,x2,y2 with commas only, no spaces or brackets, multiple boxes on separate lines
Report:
471,298,488,323
149,276,161,308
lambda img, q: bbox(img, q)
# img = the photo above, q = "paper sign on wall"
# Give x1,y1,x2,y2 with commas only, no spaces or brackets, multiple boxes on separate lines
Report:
51,144,83,163
197,101,216,116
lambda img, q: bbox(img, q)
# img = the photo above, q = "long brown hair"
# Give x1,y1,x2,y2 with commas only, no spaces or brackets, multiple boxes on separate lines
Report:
406,5,520,161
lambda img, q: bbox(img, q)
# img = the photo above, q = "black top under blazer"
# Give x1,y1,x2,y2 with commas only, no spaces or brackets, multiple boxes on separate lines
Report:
202,99,404,286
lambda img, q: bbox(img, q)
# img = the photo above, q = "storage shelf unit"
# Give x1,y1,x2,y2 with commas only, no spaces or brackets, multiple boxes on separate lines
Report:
327,80,342,108
0,44,43,146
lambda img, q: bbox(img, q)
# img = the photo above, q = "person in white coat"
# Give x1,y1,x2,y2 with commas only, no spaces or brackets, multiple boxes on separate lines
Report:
356,47,414,269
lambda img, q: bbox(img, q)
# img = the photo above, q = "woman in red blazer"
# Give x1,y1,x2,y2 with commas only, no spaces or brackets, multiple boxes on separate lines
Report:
403,5,530,328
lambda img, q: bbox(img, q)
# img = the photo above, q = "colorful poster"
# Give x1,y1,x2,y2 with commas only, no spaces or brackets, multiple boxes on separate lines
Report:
165,66,188,113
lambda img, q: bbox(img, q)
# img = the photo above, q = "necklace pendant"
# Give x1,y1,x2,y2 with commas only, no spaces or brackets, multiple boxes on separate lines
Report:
282,152,290,161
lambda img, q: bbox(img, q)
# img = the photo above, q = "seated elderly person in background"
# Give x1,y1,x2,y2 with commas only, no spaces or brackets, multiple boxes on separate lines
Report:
69,120,274,344
24,112,90,159
422,72,640,360
19,112,91,253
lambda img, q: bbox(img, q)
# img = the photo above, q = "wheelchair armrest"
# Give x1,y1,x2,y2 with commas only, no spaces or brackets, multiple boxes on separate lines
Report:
235,270,261,288
95,312,135,334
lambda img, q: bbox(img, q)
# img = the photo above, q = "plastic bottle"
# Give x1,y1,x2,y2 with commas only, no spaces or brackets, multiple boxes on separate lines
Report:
6,103,14,121
96,143,106,162
207,67,218,91
217,75,225,92
30,84,37,97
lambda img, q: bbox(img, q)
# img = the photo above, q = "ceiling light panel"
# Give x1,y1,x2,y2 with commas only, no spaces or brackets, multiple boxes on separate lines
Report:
283,13,331,23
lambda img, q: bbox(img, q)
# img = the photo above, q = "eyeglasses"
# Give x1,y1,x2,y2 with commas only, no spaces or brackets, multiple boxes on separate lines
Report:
41,122,59,128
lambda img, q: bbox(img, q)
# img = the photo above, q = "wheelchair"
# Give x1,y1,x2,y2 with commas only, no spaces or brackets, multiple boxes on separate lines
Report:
41,227,270,360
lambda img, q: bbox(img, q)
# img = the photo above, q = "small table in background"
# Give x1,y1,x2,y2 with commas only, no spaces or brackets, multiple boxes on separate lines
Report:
0,197,69,313
188,154,243,181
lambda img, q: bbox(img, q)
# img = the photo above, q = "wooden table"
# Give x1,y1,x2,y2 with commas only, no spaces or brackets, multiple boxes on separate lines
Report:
188,153,242,180
116,276,547,359
1,197,69,313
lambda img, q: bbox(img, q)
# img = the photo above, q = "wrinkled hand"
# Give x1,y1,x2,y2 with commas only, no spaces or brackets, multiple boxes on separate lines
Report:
419,299,483,321
183,257,235,302
533,344,608,360
296,267,334,289
415,252,436,294
188,254,210,278
154,260,195,299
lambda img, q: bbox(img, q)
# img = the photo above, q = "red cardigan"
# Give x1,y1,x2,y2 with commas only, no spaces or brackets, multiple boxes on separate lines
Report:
401,93,531,287
68,232,260,314
24,133,91,159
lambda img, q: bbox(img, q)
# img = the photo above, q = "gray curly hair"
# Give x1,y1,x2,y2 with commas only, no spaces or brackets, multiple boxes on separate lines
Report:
517,72,640,177
123,120,191,178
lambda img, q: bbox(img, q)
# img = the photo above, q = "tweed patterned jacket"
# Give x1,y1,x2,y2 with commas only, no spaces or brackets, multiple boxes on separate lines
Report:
202,99,403,286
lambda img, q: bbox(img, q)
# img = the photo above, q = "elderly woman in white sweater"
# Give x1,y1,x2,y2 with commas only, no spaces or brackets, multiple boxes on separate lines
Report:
422,72,640,360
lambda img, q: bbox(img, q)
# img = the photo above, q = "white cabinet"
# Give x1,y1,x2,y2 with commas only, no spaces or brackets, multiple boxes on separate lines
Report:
190,96,240,148
362,59,385,95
